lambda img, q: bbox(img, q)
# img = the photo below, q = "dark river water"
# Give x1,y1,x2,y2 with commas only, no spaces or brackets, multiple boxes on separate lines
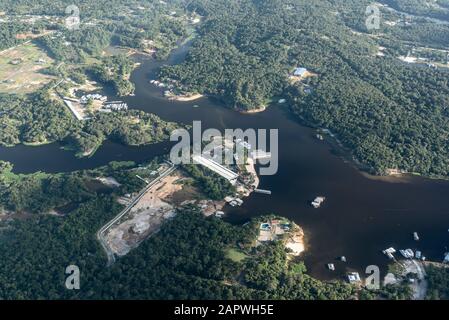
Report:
1,43,449,280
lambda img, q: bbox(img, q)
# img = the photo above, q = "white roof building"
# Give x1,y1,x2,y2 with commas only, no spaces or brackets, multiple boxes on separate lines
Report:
192,155,239,185
293,67,307,77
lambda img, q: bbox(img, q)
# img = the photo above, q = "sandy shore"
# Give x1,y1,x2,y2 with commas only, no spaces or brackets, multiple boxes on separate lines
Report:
240,106,266,114
285,224,305,256
245,157,260,189
359,171,415,184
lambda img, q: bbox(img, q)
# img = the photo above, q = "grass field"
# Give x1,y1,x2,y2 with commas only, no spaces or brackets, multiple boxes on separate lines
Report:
226,248,248,263
0,41,56,94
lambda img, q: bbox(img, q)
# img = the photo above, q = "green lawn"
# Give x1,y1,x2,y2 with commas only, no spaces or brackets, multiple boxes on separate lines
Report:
226,248,248,263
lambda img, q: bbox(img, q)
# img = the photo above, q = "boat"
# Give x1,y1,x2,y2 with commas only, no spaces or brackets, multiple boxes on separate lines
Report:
347,272,361,284
383,247,396,259
311,196,326,208
340,256,347,262
415,251,422,259
399,249,414,259
444,253,449,263
413,232,419,241
327,263,335,271
254,189,272,195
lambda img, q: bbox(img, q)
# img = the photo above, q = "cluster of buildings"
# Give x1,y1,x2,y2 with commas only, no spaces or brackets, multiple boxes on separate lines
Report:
150,79,176,90
382,231,432,262
258,219,291,242
224,196,244,207
102,102,128,111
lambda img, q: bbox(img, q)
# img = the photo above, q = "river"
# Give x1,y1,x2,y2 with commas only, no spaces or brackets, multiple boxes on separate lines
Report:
1,43,449,281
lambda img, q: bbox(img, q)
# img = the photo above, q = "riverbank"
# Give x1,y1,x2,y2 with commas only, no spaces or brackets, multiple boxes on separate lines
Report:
2,36,449,283
285,223,305,256
309,122,449,182
244,157,260,190
167,93,203,101
239,105,267,114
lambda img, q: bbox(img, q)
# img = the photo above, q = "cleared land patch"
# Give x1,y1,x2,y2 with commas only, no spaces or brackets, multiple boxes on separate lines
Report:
0,42,56,94
104,171,185,257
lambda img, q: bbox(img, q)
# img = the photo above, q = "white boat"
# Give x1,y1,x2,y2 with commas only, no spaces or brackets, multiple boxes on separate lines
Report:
347,272,361,284
327,263,335,271
383,247,396,259
413,232,419,241
415,251,422,259
311,196,326,208
399,249,414,259
444,253,449,263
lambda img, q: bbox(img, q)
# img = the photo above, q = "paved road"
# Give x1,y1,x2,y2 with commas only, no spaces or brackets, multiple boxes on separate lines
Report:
410,260,427,300
401,259,427,300
97,163,176,265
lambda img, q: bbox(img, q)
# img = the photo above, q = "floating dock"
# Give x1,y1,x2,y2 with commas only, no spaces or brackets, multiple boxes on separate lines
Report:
254,189,272,195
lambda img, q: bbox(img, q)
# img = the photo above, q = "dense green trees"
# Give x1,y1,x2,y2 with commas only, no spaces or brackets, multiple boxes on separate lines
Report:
385,0,449,21
89,55,135,96
0,195,119,299
70,110,178,156
0,160,425,300
1,0,448,300
182,164,236,200
0,22,29,50
0,91,77,146
426,265,449,299
38,27,112,63
360,283,413,300
0,0,190,157
0,160,149,214
0,194,356,300
159,0,290,110
0,91,178,156
0,160,96,213
159,0,449,177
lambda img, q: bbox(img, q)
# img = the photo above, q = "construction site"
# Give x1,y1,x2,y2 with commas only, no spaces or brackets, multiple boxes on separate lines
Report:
98,134,268,262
